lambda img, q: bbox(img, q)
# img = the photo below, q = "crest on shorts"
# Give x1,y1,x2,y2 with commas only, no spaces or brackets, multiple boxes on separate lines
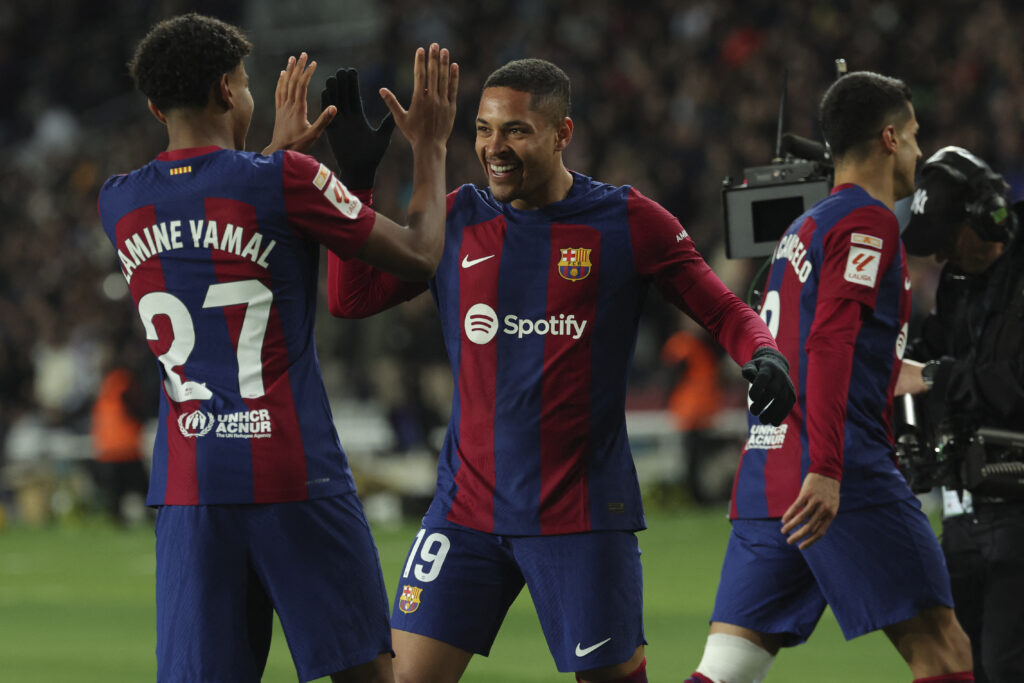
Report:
398,585,422,614
557,247,592,282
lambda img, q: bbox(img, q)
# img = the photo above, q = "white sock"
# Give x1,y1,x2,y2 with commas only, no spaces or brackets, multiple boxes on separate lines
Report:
695,632,775,683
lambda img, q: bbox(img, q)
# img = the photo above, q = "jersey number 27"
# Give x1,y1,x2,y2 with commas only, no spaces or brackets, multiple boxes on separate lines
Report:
137,279,272,402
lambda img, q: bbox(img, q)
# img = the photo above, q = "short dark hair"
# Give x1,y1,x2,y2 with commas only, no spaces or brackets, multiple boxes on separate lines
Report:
483,58,571,124
819,71,912,160
128,13,252,111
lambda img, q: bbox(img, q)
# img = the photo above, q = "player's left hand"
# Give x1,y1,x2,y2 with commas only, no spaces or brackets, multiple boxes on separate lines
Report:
781,472,839,549
742,347,796,426
381,43,459,153
263,52,336,155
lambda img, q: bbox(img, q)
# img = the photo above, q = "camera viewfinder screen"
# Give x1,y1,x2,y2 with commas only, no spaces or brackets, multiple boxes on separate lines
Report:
752,196,804,243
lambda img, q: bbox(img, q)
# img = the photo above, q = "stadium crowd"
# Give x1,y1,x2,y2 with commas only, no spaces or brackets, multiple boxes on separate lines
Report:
2,0,1024,515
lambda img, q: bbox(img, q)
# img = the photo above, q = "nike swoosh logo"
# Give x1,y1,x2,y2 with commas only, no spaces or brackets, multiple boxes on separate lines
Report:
462,254,495,268
905,277,912,290
575,637,612,657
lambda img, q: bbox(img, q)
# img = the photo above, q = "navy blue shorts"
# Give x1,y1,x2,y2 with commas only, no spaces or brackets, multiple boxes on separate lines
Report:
155,494,391,683
711,496,954,646
390,524,646,672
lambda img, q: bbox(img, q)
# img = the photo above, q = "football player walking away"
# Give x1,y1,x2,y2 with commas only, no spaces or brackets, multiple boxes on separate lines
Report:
685,71,973,683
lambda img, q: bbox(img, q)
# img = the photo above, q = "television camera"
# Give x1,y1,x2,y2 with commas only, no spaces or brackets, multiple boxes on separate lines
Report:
896,394,1024,498
722,64,842,260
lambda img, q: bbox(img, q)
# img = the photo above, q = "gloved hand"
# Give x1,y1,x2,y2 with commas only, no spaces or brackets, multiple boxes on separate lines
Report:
742,347,796,426
321,68,397,190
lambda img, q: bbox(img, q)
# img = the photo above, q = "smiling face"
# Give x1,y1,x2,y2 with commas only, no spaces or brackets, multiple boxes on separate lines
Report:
474,86,573,210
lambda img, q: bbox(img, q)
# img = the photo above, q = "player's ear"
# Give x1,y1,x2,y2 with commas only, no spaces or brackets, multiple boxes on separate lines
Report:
147,100,168,125
554,116,573,152
881,124,897,155
214,72,234,111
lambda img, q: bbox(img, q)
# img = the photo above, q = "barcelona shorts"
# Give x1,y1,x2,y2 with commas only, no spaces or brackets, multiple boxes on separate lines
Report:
711,495,954,646
155,494,392,683
390,523,646,672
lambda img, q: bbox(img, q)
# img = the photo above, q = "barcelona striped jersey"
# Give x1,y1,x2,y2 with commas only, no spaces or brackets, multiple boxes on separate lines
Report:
731,183,914,519
329,172,776,534
98,146,375,505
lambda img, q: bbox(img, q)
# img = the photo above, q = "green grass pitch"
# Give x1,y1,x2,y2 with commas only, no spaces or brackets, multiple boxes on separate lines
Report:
0,505,911,681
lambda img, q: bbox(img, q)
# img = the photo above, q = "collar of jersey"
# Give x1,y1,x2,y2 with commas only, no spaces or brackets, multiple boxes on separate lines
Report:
491,170,596,219
156,145,223,162
830,182,859,195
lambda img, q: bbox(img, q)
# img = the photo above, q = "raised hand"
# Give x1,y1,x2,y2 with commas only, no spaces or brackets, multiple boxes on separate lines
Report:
321,68,397,190
380,43,459,153
263,52,336,155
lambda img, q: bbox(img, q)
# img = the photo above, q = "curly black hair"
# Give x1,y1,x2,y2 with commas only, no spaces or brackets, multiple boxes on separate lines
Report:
820,71,912,160
483,58,571,125
128,13,252,112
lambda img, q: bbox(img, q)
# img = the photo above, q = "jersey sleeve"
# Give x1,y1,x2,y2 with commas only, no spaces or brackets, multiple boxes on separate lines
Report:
627,188,776,365
802,203,897,481
327,253,428,318
817,204,898,308
281,150,376,259
324,186,434,318
804,295,864,480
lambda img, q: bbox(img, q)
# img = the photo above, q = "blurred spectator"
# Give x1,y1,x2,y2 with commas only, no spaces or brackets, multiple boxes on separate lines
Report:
89,341,155,525
661,320,727,503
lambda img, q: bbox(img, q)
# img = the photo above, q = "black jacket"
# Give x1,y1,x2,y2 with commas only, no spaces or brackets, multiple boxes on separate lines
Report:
913,204,1024,435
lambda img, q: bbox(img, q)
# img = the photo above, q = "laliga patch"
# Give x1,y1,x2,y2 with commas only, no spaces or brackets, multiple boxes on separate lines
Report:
323,175,363,219
844,246,880,287
398,585,422,614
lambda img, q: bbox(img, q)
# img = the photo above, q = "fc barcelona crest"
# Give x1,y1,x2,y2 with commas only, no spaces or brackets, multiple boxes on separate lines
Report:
398,585,422,614
557,247,592,282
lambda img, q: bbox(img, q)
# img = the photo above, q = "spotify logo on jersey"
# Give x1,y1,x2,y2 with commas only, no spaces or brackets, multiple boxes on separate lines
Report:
464,303,498,344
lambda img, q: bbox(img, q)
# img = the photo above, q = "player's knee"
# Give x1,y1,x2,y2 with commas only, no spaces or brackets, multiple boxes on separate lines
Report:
694,633,775,683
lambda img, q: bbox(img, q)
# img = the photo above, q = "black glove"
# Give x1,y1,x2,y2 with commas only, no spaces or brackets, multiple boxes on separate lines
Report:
321,68,396,190
742,347,796,426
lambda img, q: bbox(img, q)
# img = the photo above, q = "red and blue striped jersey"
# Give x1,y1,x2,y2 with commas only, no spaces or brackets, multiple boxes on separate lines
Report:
329,173,776,534
730,183,913,519
98,146,375,505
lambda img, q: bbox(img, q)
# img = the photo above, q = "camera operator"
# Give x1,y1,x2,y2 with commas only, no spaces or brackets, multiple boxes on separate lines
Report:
900,145,1024,683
